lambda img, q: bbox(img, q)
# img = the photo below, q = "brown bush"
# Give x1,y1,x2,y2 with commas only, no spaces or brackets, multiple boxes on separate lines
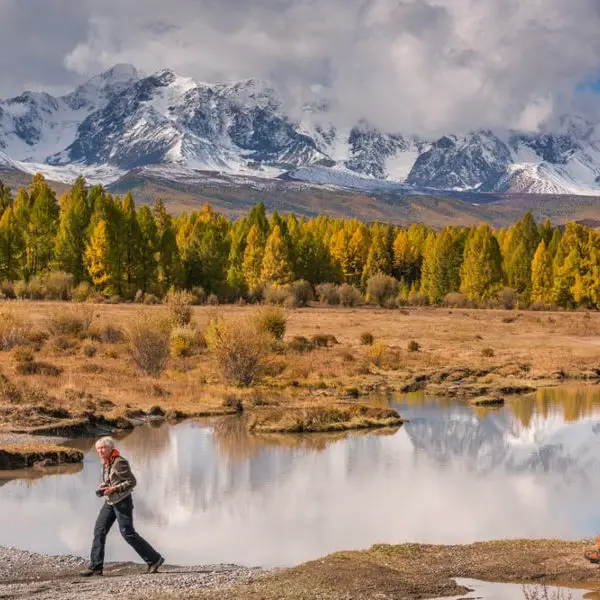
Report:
443,293,471,308
82,343,98,358
264,284,288,306
408,340,420,352
16,360,63,377
310,334,338,347
0,311,31,350
43,272,73,300
71,281,92,302
253,306,287,341
315,283,340,305
287,336,315,354
285,280,313,308
482,347,495,357
126,313,173,375
499,287,518,310
339,284,363,307
165,288,194,326
360,332,375,346
46,306,94,337
205,315,271,386
170,325,204,358
408,291,428,306
366,274,399,307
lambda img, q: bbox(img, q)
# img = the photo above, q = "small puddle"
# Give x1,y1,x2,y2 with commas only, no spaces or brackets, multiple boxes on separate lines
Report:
438,578,593,599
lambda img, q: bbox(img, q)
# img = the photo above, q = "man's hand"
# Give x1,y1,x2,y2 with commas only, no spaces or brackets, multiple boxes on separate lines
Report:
103,487,116,496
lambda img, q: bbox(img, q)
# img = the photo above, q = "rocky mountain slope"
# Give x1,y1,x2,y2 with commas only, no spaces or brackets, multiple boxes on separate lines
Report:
2,64,600,197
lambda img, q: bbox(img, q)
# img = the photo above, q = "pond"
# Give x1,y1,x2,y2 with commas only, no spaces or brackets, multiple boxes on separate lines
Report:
2,388,600,570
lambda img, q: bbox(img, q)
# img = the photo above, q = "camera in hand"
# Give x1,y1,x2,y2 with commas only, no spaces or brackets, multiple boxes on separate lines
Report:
95,489,105,497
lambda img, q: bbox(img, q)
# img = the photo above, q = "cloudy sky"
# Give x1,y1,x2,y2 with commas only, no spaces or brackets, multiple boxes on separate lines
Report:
2,0,600,134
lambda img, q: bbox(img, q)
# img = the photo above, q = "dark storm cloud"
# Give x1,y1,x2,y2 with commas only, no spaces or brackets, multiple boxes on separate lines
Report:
3,0,600,134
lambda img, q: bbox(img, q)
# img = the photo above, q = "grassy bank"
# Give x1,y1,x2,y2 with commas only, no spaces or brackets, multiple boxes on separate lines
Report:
0,444,83,470
1,301,599,465
133,539,600,600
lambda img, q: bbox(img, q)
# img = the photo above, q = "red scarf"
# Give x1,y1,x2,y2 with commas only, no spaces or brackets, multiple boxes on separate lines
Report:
103,449,120,465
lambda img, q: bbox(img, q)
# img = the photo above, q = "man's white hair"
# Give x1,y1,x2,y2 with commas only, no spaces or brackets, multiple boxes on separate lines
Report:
95,436,116,450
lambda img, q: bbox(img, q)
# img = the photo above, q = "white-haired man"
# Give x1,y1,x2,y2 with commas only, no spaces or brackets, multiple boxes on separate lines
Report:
80,437,164,576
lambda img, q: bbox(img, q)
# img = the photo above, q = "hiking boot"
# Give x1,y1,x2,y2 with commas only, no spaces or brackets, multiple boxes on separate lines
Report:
147,556,165,574
80,567,103,577
584,549,600,564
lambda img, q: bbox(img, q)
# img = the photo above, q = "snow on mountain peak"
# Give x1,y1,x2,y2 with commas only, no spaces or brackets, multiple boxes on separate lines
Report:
2,64,600,194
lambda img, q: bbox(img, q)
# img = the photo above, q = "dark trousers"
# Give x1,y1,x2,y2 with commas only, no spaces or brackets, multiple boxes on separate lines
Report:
90,495,160,570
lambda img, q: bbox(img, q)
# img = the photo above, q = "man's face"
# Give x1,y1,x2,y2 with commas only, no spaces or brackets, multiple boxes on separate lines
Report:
96,444,112,461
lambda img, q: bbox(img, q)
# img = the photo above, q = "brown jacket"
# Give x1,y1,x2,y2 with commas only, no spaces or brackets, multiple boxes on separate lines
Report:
101,454,137,505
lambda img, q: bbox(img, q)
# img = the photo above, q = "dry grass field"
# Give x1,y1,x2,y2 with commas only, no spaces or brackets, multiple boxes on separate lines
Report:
1,300,599,464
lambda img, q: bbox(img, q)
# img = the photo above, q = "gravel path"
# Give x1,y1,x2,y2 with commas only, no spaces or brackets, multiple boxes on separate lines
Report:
0,433,71,446
0,547,266,600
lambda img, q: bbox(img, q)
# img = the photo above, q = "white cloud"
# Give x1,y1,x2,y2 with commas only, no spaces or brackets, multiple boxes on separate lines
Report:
2,0,600,134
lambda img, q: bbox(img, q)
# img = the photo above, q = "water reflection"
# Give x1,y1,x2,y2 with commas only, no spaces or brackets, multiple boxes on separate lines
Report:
1,388,600,568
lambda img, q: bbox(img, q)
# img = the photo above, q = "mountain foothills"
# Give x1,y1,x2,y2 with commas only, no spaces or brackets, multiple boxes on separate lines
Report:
0,174,599,310
2,64,600,200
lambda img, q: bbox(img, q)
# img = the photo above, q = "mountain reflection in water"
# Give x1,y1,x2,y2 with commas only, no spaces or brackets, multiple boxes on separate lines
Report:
1,387,600,567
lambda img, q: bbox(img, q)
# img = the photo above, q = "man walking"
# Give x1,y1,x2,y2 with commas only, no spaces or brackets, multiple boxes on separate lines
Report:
80,437,164,576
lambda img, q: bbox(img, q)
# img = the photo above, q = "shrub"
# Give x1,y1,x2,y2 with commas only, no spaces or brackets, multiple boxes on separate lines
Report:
408,291,428,306
25,276,44,300
165,288,194,326
407,340,420,352
13,346,34,363
368,340,389,367
254,306,287,341
360,332,375,346
287,336,315,354
285,280,313,308
0,311,30,350
13,280,27,299
82,343,98,358
481,347,495,357
16,360,63,377
170,325,201,358
46,306,94,337
339,283,363,307
311,334,338,347
191,286,206,305
1,279,15,299
207,293,219,306
443,293,470,308
499,287,517,310
0,373,22,403
71,281,92,302
366,274,399,307
52,335,76,353
247,284,265,304
126,313,172,375
264,284,288,306
530,301,548,312
43,272,73,300
222,395,244,413
205,316,271,386
143,293,160,305
315,283,340,306
97,324,123,344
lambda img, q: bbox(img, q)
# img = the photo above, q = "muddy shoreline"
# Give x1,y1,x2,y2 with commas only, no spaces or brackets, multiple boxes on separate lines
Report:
2,540,600,599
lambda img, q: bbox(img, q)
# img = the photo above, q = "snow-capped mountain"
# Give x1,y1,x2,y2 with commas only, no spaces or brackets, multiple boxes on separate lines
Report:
2,64,600,196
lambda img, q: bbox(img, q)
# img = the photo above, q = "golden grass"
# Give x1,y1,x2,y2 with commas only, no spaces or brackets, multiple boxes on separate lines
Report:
246,403,404,433
1,301,600,451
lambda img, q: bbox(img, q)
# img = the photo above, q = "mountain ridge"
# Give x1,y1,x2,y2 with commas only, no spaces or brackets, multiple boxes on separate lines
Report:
1,64,600,201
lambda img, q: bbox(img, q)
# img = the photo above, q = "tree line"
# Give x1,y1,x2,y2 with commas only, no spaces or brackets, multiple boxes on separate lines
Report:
0,173,599,308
